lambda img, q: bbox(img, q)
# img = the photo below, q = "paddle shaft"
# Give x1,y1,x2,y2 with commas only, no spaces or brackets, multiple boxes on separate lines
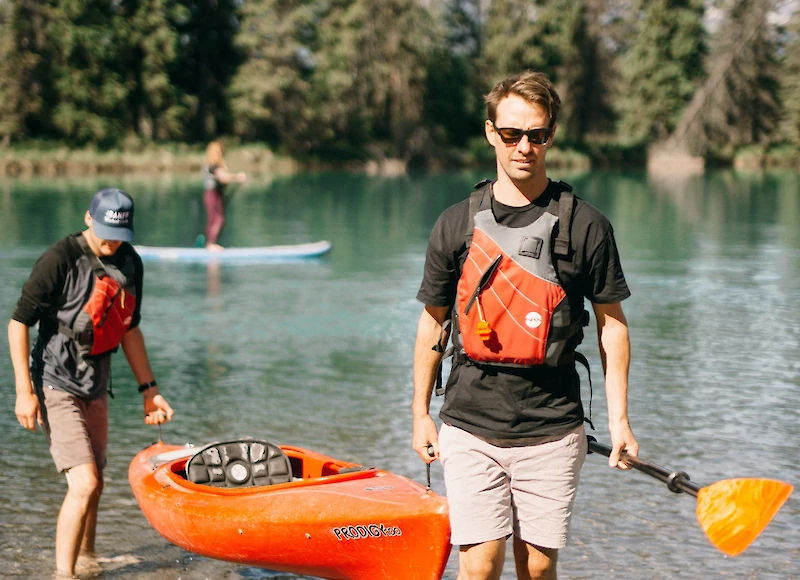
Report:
588,439,702,497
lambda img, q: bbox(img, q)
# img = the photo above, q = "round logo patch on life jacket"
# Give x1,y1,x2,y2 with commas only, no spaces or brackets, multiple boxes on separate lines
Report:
525,312,543,329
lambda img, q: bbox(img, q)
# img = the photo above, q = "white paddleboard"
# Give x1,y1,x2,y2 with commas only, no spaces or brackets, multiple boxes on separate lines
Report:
135,240,332,262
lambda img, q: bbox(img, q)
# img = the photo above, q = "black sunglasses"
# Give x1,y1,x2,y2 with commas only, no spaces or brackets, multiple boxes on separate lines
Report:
491,121,553,145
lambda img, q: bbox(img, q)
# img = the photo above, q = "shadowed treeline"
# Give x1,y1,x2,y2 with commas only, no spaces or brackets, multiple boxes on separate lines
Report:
0,0,798,171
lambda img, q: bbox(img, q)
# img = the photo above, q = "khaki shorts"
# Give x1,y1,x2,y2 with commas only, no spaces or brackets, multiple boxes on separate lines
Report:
40,386,108,473
439,422,587,549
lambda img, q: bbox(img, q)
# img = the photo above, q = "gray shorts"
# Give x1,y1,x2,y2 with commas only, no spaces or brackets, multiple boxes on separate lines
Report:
439,422,587,549
40,386,108,473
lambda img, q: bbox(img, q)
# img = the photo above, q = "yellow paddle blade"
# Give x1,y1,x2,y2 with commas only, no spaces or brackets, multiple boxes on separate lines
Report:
696,478,793,557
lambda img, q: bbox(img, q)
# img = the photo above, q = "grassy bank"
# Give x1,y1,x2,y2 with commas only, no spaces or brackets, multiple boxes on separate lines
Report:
4,140,794,178
1,139,597,178
732,145,800,171
0,143,298,178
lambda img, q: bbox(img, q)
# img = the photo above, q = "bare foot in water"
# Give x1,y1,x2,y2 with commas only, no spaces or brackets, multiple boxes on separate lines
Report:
206,243,224,253
75,553,102,577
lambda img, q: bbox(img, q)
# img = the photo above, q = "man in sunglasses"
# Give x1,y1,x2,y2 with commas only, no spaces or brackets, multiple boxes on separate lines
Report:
412,70,638,579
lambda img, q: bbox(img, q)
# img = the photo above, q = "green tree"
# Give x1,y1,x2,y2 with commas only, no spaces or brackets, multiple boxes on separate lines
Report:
229,0,320,151
721,0,782,146
482,0,546,80
777,8,799,144
171,0,244,141
0,0,25,142
310,0,436,159
423,48,479,148
479,0,611,144
121,0,191,140
1,0,190,145
46,0,130,145
423,0,485,148
533,0,613,143
0,0,51,142
616,0,706,145
664,0,781,156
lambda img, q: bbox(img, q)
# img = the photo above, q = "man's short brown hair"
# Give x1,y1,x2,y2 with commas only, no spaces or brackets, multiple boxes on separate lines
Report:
485,71,561,127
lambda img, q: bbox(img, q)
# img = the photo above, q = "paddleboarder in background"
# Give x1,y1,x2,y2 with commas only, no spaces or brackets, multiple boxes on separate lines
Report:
202,140,247,252
8,188,174,578
412,70,639,580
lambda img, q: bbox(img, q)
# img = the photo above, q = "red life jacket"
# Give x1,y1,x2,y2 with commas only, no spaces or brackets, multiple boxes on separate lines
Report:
59,236,137,359
452,180,587,368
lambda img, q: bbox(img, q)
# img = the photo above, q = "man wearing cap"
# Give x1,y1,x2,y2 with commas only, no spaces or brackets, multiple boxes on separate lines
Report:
8,188,174,578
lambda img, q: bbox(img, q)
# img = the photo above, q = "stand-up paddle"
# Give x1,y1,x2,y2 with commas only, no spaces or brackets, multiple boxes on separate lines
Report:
588,437,793,556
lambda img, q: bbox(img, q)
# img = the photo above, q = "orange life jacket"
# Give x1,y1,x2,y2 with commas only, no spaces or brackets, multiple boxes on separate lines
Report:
59,236,136,359
452,180,587,368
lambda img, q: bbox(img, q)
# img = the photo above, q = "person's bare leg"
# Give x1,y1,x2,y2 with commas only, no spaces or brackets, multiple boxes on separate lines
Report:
457,537,506,580
513,536,558,580
80,472,102,553
75,472,103,575
55,462,102,577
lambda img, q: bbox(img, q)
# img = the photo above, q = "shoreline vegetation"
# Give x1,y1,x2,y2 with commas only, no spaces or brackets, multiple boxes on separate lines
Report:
2,3,798,179
1,142,798,178
0,142,593,177
0,143,296,178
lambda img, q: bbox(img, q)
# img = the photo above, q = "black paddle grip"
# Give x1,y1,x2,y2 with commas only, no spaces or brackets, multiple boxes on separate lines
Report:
587,436,701,497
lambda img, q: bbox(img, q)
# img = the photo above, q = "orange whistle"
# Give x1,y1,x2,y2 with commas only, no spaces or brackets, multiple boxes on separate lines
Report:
475,299,491,340
476,320,492,341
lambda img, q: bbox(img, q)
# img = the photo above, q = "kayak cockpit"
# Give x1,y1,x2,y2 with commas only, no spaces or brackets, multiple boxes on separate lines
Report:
149,439,379,493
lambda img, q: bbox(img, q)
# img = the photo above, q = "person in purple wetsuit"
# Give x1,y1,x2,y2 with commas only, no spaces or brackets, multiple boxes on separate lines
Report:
202,141,247,252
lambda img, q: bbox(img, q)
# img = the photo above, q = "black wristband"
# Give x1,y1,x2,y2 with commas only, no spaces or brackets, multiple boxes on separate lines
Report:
138,380,158,393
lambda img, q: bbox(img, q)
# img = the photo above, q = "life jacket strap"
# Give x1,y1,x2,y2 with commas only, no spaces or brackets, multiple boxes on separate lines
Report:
433,318,452,397
465,180,493,251
552,181,574,257
57,324,92,344
452,348,577,368
549,309,590,342
75,234,110,280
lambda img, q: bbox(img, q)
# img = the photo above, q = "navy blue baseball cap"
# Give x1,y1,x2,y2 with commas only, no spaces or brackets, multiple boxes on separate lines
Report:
88,188,135,242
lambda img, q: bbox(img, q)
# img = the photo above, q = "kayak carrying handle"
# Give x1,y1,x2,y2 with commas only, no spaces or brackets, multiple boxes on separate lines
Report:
587,436,701,497
425,444,435,490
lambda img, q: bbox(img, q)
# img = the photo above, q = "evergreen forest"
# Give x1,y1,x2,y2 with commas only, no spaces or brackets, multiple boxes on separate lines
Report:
1,0,799,169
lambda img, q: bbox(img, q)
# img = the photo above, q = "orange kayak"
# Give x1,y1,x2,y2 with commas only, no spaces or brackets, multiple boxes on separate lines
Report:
128,440,451,580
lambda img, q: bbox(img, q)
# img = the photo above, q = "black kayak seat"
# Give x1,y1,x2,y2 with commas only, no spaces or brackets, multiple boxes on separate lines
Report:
185,439,293,488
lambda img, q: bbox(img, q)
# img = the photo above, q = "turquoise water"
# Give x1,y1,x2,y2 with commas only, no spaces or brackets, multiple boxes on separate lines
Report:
0,169,798,579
